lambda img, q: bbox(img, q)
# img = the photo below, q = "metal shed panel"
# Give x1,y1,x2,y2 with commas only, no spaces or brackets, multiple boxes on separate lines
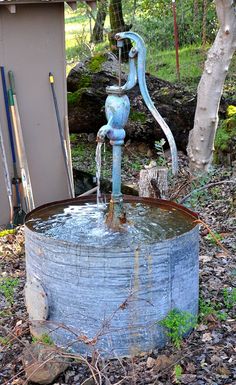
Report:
0,3,72,226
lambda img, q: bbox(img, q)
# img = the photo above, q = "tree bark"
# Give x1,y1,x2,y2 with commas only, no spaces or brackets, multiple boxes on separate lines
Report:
187,0,236,172
108,0,132,60
91,0,107,43
202,0,207,48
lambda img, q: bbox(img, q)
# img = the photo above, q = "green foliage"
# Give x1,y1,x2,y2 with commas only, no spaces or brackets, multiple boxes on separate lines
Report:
77,74,92,88
129,110,146,124
67,88,87,106
199,298,216,320
130,160,142,171
205,231,223,245
0,229,15,237
132,0,217,50
32,333,54,346
65,1,235,88
216,311,228,321
215,109,236,160
199,297,228,322
0,336,11,347
184,172,212,208
159,309,197,349
70,133,79,144
222,288,236,310
71,143,85,158
174,364,183,383
155,138,167,166
0,277,19,306
88,54,106,72
210,186,221,199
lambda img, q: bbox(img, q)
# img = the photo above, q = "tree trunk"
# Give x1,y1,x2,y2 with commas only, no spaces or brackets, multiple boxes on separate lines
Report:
108,0,132,60
91,0,107,43
202,0,207,48
187,0,236,173
193,0,199,24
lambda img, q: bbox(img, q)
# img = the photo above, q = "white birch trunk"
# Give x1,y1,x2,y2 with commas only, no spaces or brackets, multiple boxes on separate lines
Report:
187,0,236,172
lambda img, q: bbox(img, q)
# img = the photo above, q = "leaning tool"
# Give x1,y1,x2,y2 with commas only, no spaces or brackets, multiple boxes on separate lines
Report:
0,121,14,227
0,66,25,225
49,72,74,198
8,70,35,213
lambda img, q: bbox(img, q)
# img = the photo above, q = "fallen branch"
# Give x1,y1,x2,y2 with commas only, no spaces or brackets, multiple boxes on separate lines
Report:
78,186,98,197
194,218,231,256
180,180,235,204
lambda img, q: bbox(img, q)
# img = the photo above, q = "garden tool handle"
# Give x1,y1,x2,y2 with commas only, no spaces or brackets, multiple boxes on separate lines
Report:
115,31,178,175
8,71,16,95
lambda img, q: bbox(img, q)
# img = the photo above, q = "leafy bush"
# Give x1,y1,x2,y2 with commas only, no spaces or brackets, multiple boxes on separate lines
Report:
159,309,197,349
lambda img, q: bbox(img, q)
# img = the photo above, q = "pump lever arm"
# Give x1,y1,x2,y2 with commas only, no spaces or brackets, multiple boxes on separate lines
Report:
106,48,138,94
115,32,178,175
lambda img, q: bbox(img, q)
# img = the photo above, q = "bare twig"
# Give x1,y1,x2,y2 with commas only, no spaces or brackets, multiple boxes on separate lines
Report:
194,218,231,256
78,186,98,197
180,180,235,203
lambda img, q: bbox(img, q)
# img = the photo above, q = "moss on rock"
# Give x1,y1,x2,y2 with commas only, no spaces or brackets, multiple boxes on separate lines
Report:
88,54,106,72
214,106,236,163
129,110,147,124
68,88,88,107
78,74,92,89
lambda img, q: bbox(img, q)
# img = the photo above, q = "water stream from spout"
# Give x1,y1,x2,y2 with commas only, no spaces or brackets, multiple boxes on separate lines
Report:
95,141,103,205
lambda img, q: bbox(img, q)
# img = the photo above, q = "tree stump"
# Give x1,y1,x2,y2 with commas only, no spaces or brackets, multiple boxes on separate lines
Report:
139,163,169,199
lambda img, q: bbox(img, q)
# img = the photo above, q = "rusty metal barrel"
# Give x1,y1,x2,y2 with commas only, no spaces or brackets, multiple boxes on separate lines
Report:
24,195,199,357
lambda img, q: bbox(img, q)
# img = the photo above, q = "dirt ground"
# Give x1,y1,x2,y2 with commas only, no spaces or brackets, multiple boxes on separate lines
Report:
0,154,235,385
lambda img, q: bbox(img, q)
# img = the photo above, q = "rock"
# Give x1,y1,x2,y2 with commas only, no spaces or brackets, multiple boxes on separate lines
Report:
180,374,197,384
67,55,230,151
155,354,173,371
22,343,69,385
146,356,156,369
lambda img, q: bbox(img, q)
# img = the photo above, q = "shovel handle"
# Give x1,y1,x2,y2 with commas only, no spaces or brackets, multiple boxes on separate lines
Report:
8,89,14,107
8,71,16,95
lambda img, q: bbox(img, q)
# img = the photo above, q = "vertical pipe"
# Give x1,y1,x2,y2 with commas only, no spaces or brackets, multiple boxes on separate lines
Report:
112,144,122,200
172,0,180,81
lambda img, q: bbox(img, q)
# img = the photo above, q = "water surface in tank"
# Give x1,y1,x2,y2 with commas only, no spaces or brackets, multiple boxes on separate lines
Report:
26,201,196,247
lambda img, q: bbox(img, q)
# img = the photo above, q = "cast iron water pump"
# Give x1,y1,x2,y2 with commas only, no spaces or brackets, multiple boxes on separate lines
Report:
97,32,178,229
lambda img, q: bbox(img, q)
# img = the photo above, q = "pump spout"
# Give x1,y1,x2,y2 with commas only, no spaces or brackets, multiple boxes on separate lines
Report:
97,122,112,142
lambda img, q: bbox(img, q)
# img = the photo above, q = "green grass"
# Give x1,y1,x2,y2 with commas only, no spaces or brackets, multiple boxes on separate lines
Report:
64,8,236,88
0,277,19,306
146,44,206,86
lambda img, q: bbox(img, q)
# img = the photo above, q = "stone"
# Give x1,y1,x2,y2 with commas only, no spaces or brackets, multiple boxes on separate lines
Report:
146,356,156,369
22,343,69,385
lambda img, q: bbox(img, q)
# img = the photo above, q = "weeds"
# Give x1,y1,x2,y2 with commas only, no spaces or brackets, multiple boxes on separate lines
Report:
0,336,11,347
155,138,168,167
159,309,197,349
173,364,183,383
70,133,79,144
198,297,216,320
0,277,19,306
205,231,223,245
199,297,229,322
222,288,236,310
0,229,16,237
32,333,54,346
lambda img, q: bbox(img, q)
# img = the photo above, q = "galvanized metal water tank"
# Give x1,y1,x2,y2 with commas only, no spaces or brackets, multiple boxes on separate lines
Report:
24,195,199,357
